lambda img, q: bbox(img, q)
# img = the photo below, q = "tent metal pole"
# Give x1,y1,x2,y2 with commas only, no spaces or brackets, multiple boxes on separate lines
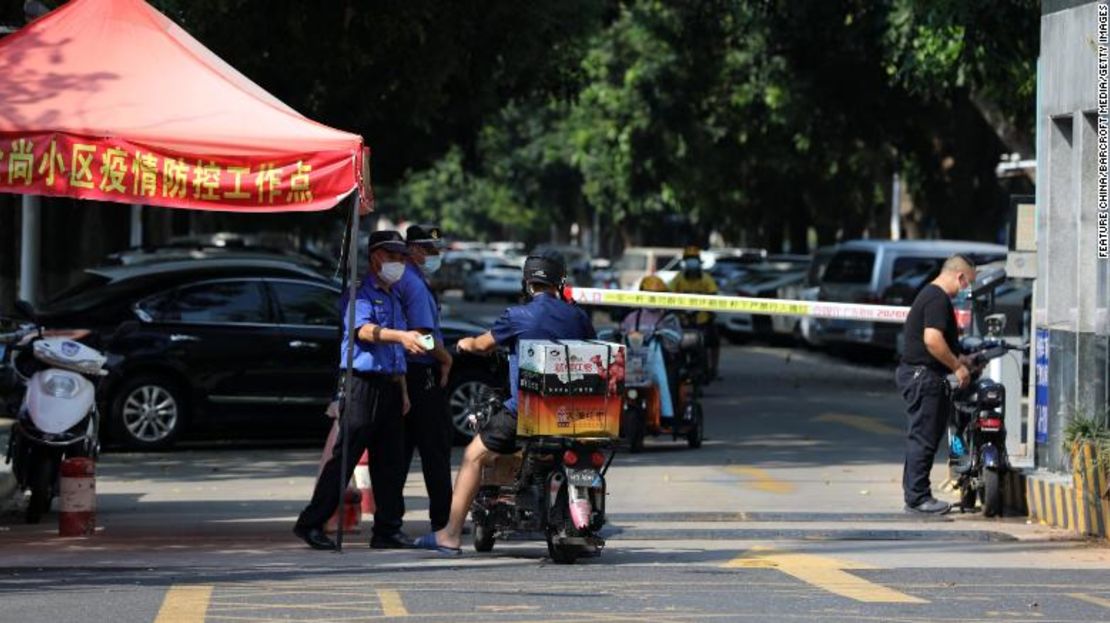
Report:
336,192,360,553
129,205,143,248
19,195,40,306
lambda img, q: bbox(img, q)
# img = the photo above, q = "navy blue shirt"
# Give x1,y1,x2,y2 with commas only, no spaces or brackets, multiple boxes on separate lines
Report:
337,274,407,375
491,292,596,412
394,264,442,366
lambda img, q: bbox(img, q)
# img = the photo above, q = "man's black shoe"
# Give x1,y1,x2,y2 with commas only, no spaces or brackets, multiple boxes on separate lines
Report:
904,498,952,515
370,531,414,549
293,525,337,550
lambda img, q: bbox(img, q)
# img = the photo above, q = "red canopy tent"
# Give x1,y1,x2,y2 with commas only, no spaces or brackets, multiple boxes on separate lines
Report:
0,0,371,549
0,0,368,212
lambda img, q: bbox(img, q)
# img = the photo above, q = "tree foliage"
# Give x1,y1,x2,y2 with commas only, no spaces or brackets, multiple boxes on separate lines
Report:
134,0,1039,249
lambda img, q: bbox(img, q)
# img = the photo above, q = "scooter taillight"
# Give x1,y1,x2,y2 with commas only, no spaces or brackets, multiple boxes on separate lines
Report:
979,417,1003,431
562,450,579,466
590,451,605,468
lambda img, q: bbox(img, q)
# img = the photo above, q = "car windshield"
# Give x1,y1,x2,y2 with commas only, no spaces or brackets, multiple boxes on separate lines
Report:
615,254,648,271
823,251,875,284
41,273,113,310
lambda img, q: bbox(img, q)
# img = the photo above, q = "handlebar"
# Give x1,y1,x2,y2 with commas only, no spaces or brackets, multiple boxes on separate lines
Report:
0,326,36,345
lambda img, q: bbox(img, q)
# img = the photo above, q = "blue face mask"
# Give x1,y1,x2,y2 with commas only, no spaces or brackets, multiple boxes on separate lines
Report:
683,258,701,273
421,255,443,276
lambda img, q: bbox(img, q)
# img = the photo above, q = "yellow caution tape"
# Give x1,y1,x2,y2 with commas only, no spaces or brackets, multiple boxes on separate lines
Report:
571,288,909,324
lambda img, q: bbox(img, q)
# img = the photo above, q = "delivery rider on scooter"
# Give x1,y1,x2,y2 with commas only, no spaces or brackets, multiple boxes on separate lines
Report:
620,275,683,420
413,254,596,554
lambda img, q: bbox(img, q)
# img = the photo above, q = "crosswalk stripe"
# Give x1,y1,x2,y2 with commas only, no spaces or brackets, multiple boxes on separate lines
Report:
378,589,409,617
154,585,213,623
1068,592,1110,610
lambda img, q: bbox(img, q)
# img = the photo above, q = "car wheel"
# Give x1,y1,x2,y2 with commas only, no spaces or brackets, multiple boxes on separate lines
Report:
447,375,492,444
110,374,187,450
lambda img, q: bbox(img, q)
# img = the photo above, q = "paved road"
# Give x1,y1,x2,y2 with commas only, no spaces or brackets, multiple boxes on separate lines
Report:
1,331,1108,622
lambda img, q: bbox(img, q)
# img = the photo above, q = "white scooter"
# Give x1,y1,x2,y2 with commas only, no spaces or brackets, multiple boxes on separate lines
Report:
2,302,106,523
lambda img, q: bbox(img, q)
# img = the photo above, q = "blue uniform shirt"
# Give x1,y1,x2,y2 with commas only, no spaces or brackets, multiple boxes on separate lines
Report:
490,292,596,413
394,264,442,366
337,274,407,375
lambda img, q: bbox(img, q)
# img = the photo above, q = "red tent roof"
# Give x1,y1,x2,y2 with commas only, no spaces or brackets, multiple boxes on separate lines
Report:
0,0,367,212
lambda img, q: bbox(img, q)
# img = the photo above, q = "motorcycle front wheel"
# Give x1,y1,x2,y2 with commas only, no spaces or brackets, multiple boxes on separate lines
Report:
622,405,646,454
473,519,496,552
25,452,57,524
686,402,704,449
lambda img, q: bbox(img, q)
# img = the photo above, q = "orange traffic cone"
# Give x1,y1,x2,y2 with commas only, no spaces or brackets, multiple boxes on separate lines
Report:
355,451,374,514
317,421,362,534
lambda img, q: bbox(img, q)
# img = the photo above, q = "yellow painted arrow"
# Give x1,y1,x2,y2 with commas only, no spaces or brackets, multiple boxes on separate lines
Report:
724,547,927,604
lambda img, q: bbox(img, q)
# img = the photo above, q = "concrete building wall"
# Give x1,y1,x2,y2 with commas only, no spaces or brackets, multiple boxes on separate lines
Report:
1037,0,1110,470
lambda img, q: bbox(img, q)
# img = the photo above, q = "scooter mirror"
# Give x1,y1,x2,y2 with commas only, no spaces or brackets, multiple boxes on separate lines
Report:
14,299,35,321
984,313,1006,335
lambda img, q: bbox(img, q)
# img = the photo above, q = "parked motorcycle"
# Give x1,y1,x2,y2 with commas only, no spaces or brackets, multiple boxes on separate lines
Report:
948,313,1024,517
469,391,614,564
2,302,106,523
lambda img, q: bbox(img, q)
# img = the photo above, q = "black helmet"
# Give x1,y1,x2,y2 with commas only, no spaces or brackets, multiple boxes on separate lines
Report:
522,255,565,286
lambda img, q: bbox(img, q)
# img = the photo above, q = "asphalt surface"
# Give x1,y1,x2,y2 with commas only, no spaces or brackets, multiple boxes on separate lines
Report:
1,299,1107,622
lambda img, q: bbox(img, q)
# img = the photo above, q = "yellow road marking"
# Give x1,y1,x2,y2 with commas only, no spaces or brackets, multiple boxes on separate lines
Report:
153,585,213,623
812,414,902,436
378,589,409,617
724,466,796,494
724,548,926,604
1069,592,1110,609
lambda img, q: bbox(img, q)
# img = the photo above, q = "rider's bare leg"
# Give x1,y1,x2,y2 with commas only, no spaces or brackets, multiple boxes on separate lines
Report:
434,435,493,549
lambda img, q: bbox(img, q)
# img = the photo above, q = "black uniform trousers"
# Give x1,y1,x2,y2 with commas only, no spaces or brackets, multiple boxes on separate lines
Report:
296,372,405,538
896,363,952,507
401,362,453,531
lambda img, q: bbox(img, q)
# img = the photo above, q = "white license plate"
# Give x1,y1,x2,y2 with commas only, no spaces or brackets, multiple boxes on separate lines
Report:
566,468,600,487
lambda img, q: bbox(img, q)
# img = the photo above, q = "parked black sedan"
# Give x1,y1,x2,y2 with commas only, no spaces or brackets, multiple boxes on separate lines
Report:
35,258,505,450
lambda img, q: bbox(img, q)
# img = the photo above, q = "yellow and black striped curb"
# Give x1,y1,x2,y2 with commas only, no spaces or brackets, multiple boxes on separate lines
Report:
1026,443,1110,539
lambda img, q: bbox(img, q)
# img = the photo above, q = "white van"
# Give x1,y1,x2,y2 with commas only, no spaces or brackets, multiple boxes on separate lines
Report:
814,239,1007,352
614,247,684,290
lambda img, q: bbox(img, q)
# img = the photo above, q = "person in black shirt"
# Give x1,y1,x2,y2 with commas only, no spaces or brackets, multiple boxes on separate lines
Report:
897,255,976,515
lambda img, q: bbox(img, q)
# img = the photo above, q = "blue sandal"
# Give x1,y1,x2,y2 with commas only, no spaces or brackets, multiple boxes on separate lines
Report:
414,533,461,555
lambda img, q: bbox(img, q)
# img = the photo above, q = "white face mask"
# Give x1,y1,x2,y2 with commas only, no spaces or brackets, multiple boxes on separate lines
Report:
379,261,405,284
421,255,443,276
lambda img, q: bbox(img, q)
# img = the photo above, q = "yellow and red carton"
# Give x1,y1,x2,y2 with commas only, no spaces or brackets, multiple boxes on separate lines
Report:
516,340,625,438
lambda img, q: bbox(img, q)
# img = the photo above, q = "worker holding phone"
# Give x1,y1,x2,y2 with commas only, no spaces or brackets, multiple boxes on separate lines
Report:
295,230,428,551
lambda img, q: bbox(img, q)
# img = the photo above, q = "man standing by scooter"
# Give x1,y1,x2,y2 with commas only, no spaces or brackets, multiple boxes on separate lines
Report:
897,255,977,515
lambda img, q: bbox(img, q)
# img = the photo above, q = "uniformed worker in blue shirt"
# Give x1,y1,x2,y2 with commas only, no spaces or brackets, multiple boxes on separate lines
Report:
414,254,595,554
294,230,428,551
396,224,455,532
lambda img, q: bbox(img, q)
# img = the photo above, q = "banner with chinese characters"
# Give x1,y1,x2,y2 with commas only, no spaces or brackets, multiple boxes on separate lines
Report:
0,133,359,212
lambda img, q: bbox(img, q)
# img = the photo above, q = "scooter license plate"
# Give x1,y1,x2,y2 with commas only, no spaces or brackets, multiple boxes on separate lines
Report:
566,468,601,488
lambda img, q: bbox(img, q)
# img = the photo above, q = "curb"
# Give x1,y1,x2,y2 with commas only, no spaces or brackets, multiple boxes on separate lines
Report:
1025,446,1110,540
